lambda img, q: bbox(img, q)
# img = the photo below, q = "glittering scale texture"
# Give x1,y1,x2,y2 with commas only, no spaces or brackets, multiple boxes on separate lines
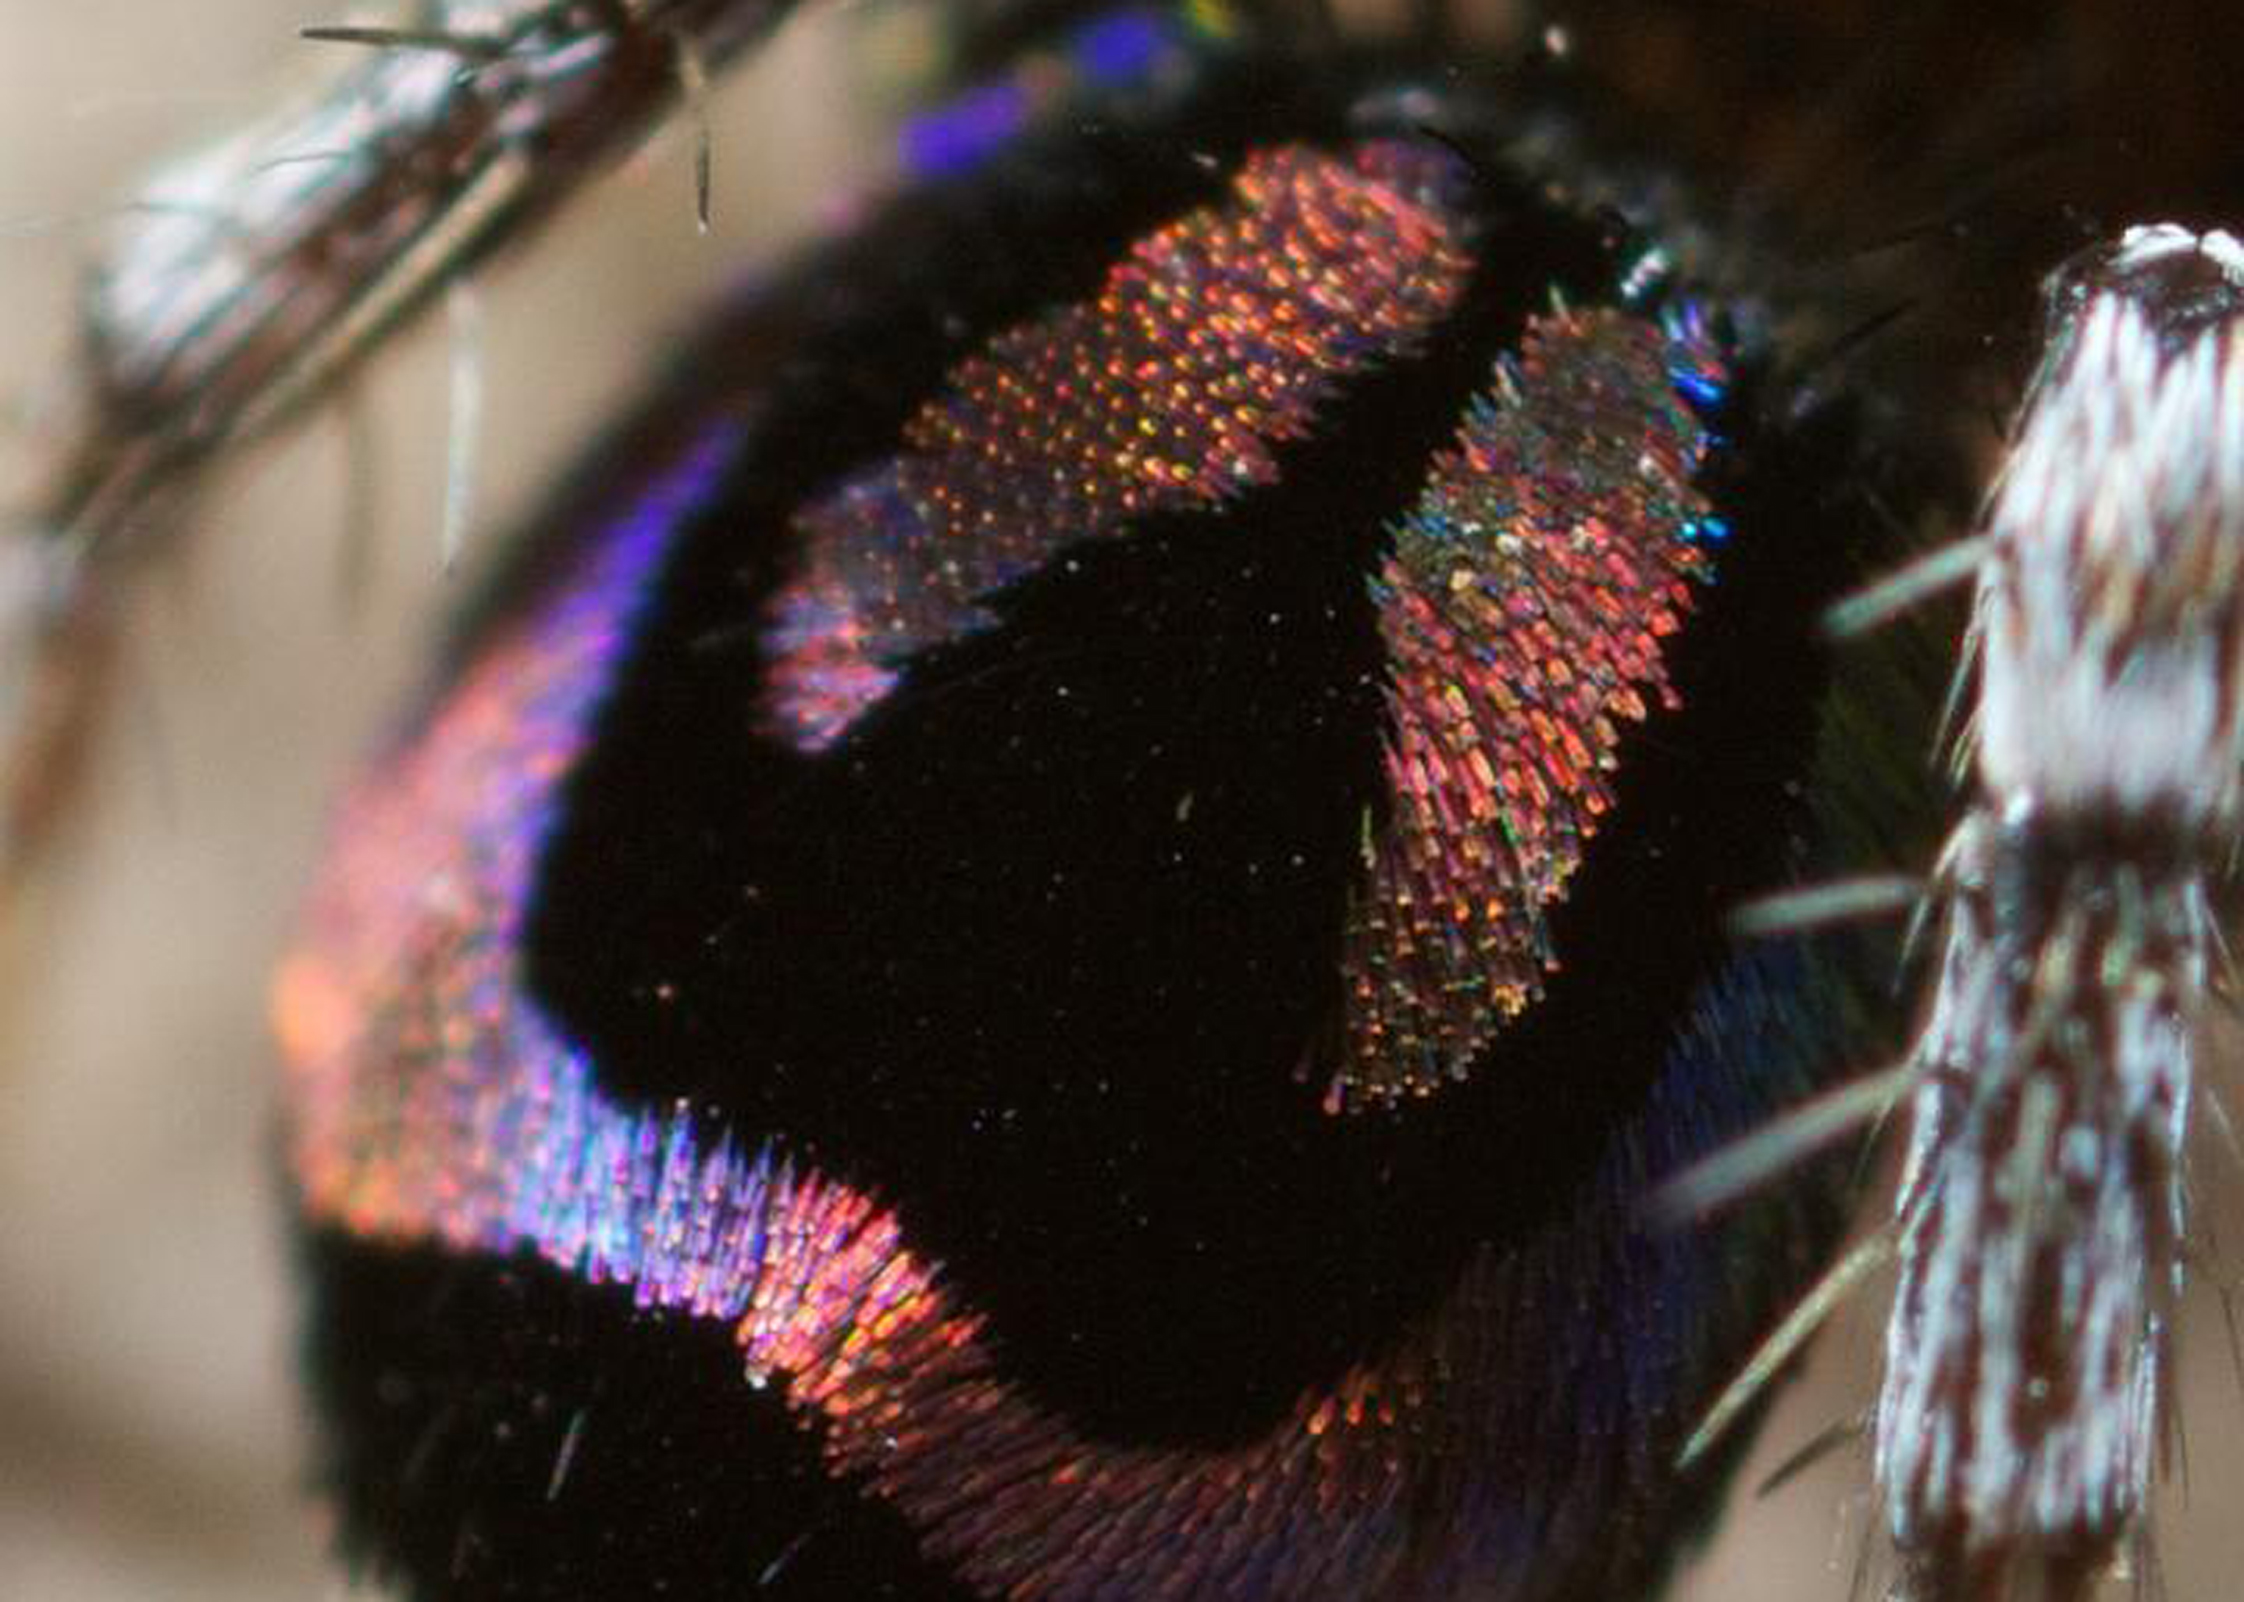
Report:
275,429,741,1254
761,139,1475,749
1333,305,1728,1108
276,420,1811,1601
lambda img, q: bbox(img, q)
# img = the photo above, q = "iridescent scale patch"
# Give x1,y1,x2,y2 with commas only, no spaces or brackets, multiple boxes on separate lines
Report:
275,55,1906,1602
750,134,1731,1107
762,140,1476,749
1335,303,1729,1107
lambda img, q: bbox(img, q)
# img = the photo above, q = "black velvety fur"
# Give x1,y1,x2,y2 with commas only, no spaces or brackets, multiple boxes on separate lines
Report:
287,5,2244,1601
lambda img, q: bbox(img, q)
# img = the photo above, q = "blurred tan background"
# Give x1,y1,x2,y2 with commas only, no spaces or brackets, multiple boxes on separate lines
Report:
3,4,2242,1601
0,5,871,1595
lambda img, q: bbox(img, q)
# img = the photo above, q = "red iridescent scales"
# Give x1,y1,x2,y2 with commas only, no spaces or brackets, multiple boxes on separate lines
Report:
272,422,1726,1602
269,134,1745,1600
751,133,1729,1114
1334,306,1726,1108
763,138,1477,748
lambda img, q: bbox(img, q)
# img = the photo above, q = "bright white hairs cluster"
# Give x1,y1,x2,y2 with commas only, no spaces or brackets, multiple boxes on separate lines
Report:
1975,224,2244,827
1879,224,2244,1602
